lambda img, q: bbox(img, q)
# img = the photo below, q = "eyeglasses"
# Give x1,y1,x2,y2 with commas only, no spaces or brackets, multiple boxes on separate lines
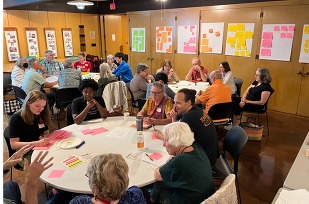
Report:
85,173,89,178
151,90,163,96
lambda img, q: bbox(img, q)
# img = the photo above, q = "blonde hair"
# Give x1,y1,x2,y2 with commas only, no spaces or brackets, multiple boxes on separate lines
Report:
21,90,51,125
99,63,113,78
87,154,129,201
163,122,195,147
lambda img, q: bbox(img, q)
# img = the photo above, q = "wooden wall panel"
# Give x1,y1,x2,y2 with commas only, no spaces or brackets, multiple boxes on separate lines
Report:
47,12,66,59
121,15,129,54
64,12,81,56
104,15,123,57
81,14,101,56
28,11,48,57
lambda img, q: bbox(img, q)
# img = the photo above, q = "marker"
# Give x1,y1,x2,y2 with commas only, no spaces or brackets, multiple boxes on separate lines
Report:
76,141,85,149
145,153,153,161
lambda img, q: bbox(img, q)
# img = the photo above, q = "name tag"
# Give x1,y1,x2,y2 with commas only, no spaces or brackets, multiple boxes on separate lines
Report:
156,108,162,113
38,124,45,129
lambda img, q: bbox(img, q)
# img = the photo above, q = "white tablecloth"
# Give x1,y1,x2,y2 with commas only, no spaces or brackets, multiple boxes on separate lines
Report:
168,80,209,93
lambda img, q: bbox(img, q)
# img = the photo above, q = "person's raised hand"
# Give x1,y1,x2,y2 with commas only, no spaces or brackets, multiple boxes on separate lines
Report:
3,144,33,170
25,151,53,182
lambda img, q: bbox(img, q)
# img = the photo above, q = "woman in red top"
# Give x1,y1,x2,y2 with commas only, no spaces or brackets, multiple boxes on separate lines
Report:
73,52,92,72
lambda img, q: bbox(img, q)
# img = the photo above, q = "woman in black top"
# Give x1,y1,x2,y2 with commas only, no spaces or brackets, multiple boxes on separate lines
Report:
233,68,273,124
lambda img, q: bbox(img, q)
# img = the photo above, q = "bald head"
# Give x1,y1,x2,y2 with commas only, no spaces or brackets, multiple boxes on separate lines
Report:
209,71,222,83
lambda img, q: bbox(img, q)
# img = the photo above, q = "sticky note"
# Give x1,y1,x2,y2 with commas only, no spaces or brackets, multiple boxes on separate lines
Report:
90,127,108,135
304,49,308,53
281,33,287,38
235,51,239,56
82,129,93,134
201,39,209,45
274,26,280,31
203,33,207,38
287,33,293,38
245,51,251,56
236,44,241,50
281,26,287,31
240,51,245,56
262,39,272,48
215,31,220,37
209,28,213,33
304,26,309,34
235,32,244,38
262,32,273,39
236,24,245,31
201,45,209,52
305,43,308,49
306,40,309,44
227,37,236,44
244,32,253,39
241,45,247,50
237,38,246,45
150,152,163,160
228,24,237,32
288,25,295,31
230,43,235,48
48,170,65,178
261,49,271,56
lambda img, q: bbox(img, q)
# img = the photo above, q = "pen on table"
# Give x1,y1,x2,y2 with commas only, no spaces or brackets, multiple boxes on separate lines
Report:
152,125,156,131
76,141,86,149
145,153,153,161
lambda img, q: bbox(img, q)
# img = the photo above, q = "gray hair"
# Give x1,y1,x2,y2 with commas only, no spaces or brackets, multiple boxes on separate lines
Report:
100,63,113,78
152,81,164,91
163,122,195,147
28,58,39,67
209,70,222,80
45,50,53,56
107,54,114,60
257,68,272,83
63,59,73,69
15,57,27,68
137,63,148,74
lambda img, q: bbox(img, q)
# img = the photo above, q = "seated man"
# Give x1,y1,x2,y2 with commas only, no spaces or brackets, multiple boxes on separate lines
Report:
196,70,231,114
146,72,175,100
40,50,64,76
113,52,133,83
137,82,173,125
130,63,154,100
185,57,208,82
72,79,108,124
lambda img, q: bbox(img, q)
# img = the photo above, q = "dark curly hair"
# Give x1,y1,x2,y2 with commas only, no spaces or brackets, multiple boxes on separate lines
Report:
79,78,99,92
155,72,168,85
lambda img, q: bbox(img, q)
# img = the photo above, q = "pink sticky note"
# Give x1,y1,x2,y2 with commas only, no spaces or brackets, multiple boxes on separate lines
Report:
82,129,93,135
261,49,271,56
287,33,293,38
90,127,108,135
274,26,280,31
288,25,295,31
281,26,287,31
33,143,53,150
48,170,65,178
152,135,159,140
262,39,272,48
150,152,163,161
281,33,287,38
262,32,273,39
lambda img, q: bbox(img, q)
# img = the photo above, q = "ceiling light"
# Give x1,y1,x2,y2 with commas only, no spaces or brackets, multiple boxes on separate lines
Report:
67,0,94,9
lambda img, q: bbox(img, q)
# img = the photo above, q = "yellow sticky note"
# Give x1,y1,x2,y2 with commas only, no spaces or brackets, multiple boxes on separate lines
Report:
227,37,236,44
235,51,239,56
228,24,237,32
244,31,254,39
236,24,245,31
201,39,209,45
241,45,247,50
304,43,309,49
245,51,251,56
235,32,244,38
230,43,235,48
237,38,246,45
305,40,309,44
304,26,309,34
305,49,309,53
236,44,241,50
240,51,245,56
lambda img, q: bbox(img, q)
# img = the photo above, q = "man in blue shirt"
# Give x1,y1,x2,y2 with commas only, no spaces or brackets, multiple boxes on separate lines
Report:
113,52,133,83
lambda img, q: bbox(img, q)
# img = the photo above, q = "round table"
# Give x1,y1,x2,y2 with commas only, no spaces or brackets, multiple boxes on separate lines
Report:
168,80,209,93
32,116,167,194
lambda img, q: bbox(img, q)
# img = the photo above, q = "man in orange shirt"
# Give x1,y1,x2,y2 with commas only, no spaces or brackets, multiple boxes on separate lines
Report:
196,70,231,114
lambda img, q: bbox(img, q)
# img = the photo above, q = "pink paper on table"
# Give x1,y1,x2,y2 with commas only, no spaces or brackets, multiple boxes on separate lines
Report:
288,25,295,31
150,152,163,160
287,33,293,38
262,32,273,39
261,49,271,56
48,170,65,178
281,26,287,31
262,39,272,48
152,135,159,140
33,143,53,150
274,26,280,31
82,129,93,135
280,33,287,38
90,127,108,135
49,130,72,143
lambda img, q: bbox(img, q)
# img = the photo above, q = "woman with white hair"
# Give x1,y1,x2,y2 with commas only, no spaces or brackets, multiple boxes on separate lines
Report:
97,63,117,96
69,153,145,204
151,122,215,204
11,57,29,87
106,54,118,72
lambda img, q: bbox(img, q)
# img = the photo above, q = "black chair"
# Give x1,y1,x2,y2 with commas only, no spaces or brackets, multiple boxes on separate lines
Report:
234,77,243,97
212,126,248,204
55,88,82,128
3,73,14,96
208,102,234,126
12,86,27,105
240,88,275,136
3,126,24,180
66,103,74,126
137,98,147,111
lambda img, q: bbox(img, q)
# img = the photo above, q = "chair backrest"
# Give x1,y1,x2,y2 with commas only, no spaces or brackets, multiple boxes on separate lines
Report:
4,126,16,158
3,73,12,93
66,103,74,126
103,81,128,112
244,87,275,114
264,88,275,110
126,82,138,108
56,88,82,108
12,85,27,104
208,102,234,121
137,98,146,111
234,77,243,97
202,174,237,204
223,126,248,174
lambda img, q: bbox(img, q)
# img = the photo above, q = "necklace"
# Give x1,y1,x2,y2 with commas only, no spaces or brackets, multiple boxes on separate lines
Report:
181,146,192,154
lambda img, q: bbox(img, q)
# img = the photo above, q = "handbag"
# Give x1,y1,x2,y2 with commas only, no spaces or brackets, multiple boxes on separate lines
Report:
239,116,263,141
3,99,21,115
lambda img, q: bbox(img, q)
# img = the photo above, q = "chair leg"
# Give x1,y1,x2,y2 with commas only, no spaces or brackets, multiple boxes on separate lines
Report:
235,175,241,204
45,183,49,200
10,167,12,181
57,108,60,129
265,111,269,136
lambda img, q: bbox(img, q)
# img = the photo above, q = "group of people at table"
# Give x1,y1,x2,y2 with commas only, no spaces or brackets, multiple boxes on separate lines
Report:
4,50,273,204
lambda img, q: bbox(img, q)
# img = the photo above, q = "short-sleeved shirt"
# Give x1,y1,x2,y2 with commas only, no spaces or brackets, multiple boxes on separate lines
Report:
58,68,82,89
159,144,215,204
198,79,231,114
73,61,93,72
146,84,175,100
72,96,106,121
22,68,46,94
191,66,208,82
11,65,26,87
113,61,133,83
142,96,173,119
246,81,272,101
9,112,48,142
179,106,219,168
40,59,64,75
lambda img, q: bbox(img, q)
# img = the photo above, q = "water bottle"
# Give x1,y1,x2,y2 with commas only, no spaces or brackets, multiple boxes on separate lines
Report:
137,131,144,149
136,116,143,131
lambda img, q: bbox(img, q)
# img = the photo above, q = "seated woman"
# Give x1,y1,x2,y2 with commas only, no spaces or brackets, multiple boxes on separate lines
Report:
72,79,108,124
156,60,180,83
218,61,237,97
233,67,273,124
74,52,92,72
9,90,51,162
11,57,29,87
146,72,175,100
58,59,82,89
106,54,118,72
69,153,145,204
137,82,173,125
151,122,215,204
97,63,117,96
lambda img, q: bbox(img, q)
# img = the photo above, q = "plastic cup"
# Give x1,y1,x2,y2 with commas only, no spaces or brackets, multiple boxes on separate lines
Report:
123,112,130,121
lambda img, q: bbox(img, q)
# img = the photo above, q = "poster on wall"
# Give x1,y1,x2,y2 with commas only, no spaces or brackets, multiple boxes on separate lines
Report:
177,25,197,54
4,28,20,61
156,26,173,53
200,22,224,54
62,28,73,56
44,28,58,57
25,28,40,57
259,24,295,61
131,28,146,52
225,23,254,57
299,24,309,63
